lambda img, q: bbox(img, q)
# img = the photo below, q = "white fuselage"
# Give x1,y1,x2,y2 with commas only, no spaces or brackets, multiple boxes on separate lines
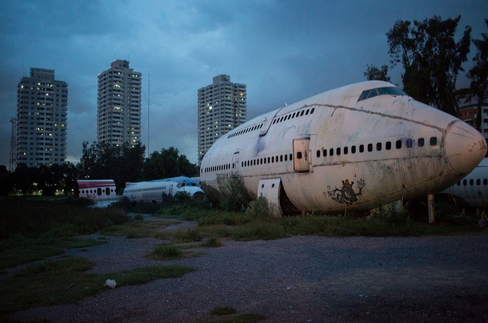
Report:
123,176,205,203
200,81,487,214
441,158,488,208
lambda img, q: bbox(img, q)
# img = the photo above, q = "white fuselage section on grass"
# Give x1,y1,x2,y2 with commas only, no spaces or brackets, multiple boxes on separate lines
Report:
441,158,488,208
123,176,205,203
199,81,487,214
76,179,117,201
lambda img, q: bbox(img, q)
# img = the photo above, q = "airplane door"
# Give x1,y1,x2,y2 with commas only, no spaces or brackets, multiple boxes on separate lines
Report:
232,151,240,173
257,178,282,217
293,138,310,172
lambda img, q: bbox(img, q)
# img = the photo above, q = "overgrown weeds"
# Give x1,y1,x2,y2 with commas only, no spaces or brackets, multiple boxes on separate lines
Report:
202,237,223,248
147,243,184,260
173,229,203,243
218,174,254,212
158,199,214,221
164,200,482,242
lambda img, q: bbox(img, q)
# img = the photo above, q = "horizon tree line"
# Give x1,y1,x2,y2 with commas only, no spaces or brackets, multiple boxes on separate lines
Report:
0,142,197,196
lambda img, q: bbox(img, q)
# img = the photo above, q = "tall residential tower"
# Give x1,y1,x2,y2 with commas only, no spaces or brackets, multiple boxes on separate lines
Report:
16,68,68,167
97,60,142,147
197,75,246,161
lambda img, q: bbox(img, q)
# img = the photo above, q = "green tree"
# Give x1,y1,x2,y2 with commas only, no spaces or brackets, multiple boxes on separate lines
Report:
386,15,471,116
142,147,197,180
77,141,146,192
364,64,391,82
78,141,99,179
467,18,488,131
115,142,145,191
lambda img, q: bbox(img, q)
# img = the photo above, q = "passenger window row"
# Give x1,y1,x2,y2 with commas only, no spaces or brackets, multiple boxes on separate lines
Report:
227,122,265,139
241,153,294,168
80,188,114,196
201,152,295,174
203,136,439,174
316,137,438,158
272,107,315,125
202,163,232,173
227,107,316,140
457,178,488,186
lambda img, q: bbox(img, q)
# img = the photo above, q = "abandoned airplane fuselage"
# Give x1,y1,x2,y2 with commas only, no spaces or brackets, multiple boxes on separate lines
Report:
441,158,488,209
199,81,487,214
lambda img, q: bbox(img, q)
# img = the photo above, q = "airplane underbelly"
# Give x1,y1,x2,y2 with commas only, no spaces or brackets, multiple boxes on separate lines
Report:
281,156,458,213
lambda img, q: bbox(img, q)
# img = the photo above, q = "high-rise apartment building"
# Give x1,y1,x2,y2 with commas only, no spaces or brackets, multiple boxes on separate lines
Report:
97,60,142,147
197,75,246,161
16,68,68,167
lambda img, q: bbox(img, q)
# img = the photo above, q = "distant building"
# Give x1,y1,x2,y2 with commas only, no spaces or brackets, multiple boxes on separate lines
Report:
97,60,142,147
16,68,68,167
197,75,247,161
458,102,488,139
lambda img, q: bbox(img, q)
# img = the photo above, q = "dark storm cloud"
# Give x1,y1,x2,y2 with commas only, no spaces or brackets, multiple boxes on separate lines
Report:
0,0,487,167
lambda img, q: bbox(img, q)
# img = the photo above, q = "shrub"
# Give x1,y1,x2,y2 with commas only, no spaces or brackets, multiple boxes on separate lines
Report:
174,191,192,202
372,203,411,227
245,196,281,218
173,229,203,242
202,237,223,248
218,174,254,212
148,244,183,260
232,221,287,241
158,200,212,221
73,208,130,232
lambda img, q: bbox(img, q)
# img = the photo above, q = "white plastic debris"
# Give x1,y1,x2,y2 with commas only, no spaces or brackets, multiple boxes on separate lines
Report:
104,279,117,289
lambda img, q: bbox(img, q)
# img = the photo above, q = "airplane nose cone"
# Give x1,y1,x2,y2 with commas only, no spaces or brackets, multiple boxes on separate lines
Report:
444,121,487,174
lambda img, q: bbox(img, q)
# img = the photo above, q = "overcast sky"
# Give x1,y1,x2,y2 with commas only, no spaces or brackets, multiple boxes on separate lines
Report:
0,0,487,168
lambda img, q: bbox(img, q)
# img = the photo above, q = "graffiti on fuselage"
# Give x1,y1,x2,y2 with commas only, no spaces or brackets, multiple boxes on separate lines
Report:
325,178,365,205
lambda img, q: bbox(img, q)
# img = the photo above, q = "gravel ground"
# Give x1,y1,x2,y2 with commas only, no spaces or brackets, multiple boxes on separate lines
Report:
6,217,488,323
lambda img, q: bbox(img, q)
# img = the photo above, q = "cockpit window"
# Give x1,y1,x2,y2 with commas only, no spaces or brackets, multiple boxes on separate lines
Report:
358,87,407,102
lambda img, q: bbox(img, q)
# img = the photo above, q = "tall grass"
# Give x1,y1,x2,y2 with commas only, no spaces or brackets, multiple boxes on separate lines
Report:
153,184,483,242
158,199,214,221
0,197,130,239
0,197,130,269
